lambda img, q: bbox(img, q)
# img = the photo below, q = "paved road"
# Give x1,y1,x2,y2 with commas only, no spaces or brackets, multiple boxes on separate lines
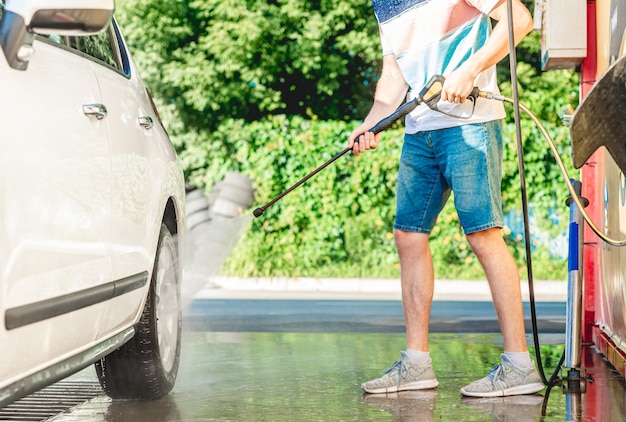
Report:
184,297,566,333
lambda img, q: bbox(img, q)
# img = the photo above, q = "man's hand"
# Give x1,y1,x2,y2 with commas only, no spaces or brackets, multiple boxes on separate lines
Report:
348,124,382,156
440,67,476,104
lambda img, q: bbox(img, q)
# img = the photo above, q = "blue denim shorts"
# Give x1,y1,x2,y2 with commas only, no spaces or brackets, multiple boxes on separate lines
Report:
394,121,504,235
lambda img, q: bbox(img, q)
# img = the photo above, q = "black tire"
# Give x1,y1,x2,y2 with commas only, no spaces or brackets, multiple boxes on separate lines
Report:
95,224,182,400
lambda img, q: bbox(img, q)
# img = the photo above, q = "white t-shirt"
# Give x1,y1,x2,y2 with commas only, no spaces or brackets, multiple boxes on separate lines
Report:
373,0,506,133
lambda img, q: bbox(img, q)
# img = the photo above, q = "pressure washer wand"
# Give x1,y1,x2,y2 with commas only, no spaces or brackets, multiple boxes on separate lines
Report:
252,98,421,218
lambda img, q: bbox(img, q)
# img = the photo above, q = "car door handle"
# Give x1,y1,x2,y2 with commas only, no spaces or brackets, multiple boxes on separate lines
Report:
138,116,154,130
83,104,108,120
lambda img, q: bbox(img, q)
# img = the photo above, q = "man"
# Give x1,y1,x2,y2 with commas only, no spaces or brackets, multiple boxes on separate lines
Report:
348,0,542,397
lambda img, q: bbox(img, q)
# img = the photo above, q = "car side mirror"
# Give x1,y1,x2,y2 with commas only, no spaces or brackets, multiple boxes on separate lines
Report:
0,0,115,70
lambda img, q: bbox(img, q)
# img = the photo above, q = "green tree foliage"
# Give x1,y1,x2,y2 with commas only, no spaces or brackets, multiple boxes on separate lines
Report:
116,0,380,131
498,30,581,217
115,0,578,279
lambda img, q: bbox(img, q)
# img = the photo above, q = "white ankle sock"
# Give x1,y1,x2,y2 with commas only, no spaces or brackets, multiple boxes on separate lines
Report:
503,351,532,368
405,349,430,366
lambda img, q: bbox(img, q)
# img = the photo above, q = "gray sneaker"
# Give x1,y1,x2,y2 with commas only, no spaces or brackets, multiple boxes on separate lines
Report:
460,354,545,397
361,352,439,394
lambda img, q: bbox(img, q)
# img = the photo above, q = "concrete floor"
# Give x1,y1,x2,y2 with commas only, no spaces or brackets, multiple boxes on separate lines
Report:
44,329,624,422
24,297,624,422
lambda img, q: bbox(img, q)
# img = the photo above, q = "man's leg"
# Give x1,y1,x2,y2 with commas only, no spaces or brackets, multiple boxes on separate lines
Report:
465,227,527,352
395,229,434,351
361,130,443,394
460,227,544,397
360,229,439,393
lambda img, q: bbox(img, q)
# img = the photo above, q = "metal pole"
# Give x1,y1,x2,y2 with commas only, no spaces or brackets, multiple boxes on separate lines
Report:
564,179,588,373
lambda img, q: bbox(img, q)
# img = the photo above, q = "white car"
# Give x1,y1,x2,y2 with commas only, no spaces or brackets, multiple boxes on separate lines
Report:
0,0,186,406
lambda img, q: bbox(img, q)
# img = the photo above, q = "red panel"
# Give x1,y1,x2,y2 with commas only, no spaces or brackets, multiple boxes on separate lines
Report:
581,1,599,344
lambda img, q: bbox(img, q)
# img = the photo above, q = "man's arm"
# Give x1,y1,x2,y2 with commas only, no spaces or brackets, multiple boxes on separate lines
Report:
441,0,533,104
348,54,409,156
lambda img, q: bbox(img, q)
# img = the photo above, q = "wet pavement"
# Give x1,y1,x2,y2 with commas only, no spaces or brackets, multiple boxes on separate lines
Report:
9,295,623,421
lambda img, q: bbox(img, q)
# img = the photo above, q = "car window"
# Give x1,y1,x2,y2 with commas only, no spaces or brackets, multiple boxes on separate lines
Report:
68,28,119,70
45,35,67,45
111,20,131,76
4,5,130,77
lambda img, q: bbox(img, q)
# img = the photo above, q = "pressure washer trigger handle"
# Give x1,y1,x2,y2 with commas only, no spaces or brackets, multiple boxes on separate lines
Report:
469,87,480,101
367,98,420,135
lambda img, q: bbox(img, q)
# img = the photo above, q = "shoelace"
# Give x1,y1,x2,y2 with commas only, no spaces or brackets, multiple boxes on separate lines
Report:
384,359,410,384
383,360,401,375
488,363,509,386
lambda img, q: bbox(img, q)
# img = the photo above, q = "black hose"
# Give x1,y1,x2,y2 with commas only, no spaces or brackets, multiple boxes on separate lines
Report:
505,0,562,387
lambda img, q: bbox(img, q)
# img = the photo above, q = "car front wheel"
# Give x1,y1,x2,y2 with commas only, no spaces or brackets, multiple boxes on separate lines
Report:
95,224,182,400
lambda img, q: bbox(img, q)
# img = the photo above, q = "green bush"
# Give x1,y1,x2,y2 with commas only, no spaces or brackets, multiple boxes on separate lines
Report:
183,115,569,280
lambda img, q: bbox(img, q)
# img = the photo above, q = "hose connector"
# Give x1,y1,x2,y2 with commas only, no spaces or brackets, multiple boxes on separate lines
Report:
478,91,506,102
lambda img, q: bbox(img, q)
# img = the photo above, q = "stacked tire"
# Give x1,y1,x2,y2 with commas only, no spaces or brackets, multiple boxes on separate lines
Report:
185,172,254,230
207,172,255,220
183,172,255,291
185,188,211,231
